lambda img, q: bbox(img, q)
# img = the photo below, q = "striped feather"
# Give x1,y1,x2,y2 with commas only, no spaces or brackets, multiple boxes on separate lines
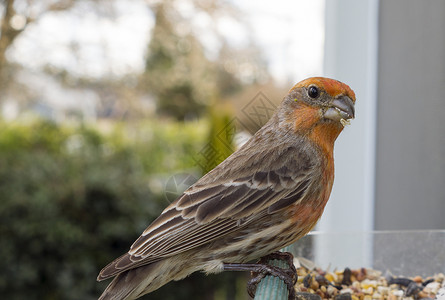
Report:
98,119,321,282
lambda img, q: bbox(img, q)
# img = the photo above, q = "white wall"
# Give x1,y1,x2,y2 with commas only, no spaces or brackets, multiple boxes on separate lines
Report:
314,0,379,267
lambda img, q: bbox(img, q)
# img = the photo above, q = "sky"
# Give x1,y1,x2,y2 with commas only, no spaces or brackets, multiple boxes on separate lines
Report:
8,0,325,84
236,0,325,83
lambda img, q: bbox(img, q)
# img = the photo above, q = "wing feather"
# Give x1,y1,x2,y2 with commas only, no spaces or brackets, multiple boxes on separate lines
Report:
101,142,319,279
195,184,252,223
268,179,310,213
130,168,312,260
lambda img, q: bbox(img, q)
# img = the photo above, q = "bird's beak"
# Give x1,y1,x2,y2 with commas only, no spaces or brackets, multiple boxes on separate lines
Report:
323,96,355,123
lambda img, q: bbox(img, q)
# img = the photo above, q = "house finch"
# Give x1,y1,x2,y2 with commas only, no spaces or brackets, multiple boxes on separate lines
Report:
97,77,356,300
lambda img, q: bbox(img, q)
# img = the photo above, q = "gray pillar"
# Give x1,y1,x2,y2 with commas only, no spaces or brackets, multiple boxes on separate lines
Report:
375,0,445,230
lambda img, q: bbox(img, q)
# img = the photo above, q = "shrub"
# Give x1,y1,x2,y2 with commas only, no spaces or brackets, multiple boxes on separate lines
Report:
0,119,248,299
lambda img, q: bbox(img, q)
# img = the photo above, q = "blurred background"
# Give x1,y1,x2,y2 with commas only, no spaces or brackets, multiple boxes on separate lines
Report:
0,0,444,299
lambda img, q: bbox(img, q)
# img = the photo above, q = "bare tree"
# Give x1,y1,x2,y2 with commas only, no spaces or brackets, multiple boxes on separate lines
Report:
0,0,78,99
143,0,269,120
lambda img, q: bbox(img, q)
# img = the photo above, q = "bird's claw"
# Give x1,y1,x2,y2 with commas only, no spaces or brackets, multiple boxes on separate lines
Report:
258,251,297,275
247,252,297,300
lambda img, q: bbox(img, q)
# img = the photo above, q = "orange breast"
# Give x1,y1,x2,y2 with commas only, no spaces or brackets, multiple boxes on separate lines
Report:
290,151,335,233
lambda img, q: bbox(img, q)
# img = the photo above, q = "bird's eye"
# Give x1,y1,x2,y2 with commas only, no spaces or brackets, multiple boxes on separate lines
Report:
308,86,320,99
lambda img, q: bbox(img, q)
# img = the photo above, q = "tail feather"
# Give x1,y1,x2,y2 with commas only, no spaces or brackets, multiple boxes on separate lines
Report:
98,253,148,282
98,257,196,300
98,260,164,300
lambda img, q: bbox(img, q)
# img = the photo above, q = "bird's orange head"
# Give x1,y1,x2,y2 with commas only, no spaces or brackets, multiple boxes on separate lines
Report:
292,77,356,103
278,77,356,154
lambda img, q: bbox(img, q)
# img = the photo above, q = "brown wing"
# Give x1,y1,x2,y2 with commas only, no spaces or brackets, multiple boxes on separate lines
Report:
98,155,315,281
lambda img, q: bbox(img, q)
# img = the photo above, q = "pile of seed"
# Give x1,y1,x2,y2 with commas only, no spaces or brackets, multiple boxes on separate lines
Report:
294,262,445,300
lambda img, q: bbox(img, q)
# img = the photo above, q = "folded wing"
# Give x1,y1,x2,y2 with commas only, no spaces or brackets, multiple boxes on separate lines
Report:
98,147,316,280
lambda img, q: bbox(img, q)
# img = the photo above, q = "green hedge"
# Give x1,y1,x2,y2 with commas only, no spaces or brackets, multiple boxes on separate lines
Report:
0,119,250,299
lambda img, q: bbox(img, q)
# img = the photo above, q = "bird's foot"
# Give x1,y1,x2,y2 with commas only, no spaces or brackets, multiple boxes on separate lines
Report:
258,251,297,275
223,252,297,300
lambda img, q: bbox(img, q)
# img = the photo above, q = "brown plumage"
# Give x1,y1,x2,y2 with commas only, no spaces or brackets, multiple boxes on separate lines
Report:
97,77,356,300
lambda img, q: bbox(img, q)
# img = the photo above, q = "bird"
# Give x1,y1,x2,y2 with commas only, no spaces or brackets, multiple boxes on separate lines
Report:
97,77,356,300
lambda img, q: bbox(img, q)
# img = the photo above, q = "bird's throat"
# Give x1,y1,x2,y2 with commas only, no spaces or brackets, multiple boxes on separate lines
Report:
307,122,342,159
